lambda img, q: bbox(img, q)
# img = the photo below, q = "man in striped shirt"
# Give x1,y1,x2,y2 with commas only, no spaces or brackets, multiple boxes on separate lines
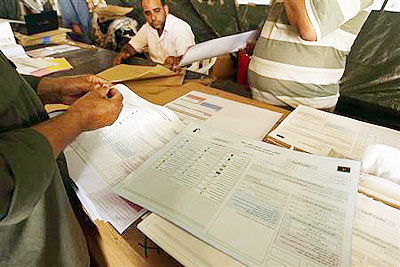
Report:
248,0,373,110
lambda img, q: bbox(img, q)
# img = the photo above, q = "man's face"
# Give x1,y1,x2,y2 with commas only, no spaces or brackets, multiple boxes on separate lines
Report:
142,0,168,31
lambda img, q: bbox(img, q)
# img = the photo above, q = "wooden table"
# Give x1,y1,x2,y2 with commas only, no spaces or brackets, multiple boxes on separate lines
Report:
75,81,290,266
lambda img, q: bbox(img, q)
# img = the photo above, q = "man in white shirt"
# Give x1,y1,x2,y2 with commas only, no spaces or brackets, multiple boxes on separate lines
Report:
113,0,195,70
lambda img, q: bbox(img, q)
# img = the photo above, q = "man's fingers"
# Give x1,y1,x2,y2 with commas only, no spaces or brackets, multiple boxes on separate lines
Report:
87,74,113,87
94,84,112,98
108,88,123,102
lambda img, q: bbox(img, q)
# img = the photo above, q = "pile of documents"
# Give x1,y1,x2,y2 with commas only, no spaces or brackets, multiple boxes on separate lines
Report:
115,123,360,266
267,105,400,208
64,75,400,266
135,105,400,266
14,27,70,46
27,44,80,58
65,81,283,233
0,21,73,76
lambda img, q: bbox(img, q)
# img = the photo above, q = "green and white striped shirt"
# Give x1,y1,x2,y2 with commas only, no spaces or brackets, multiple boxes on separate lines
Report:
248,0,373,109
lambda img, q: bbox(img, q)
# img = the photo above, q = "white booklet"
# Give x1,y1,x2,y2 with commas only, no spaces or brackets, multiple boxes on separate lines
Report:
114,123,360,266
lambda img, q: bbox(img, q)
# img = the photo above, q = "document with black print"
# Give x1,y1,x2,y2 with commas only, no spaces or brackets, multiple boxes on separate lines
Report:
65,84,184,232
114,123,360,266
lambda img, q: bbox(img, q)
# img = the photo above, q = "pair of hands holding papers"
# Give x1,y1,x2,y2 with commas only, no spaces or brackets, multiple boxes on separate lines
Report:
113,44,185,72
33,74,124,156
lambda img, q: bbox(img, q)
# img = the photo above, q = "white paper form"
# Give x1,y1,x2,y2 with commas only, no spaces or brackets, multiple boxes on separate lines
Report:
27,44,80,58
165,91,282,140
179,30,258,66
115,123,361,266
268,105,400,160
66,84,184,232
0,21,26,59
0,21,17,45
65,147,147,233
352,194,400,266
138,213,244,267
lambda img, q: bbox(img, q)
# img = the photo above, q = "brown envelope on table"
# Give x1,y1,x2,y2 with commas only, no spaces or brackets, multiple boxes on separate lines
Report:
97,64,185,86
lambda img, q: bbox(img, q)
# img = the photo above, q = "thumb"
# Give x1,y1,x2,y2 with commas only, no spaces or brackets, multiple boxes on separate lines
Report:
95,85,112,98
108,88,123,102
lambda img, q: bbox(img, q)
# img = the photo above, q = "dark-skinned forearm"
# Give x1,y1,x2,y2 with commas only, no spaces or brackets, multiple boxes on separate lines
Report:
36,77,63,105
31,110,83,157
122,43,137,57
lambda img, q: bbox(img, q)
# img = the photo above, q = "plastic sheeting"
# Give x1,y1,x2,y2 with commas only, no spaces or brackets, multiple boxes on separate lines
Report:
337,10,400,130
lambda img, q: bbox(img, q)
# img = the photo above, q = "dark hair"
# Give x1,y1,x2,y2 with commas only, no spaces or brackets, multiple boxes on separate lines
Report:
142,0,167,6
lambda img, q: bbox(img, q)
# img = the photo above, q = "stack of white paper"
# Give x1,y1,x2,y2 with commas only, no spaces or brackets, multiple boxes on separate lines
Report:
65,84,184,232
267,105,400,207
0,20,26,58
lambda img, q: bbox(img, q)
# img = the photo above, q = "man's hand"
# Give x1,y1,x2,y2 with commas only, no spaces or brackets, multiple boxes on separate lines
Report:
37,74,112,105
67,85,123,131
114,44,137,65
57,75,112,105
32,85,123,156
164,56,182,72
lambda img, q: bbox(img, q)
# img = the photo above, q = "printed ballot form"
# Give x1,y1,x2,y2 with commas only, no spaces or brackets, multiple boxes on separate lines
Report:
352,194,400,266
268,105,400,160
166,91,282,140
114,123,361,266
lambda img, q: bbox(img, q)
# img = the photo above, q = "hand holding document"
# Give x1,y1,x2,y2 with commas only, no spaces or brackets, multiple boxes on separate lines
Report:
179,30,258,66
66,84,184,232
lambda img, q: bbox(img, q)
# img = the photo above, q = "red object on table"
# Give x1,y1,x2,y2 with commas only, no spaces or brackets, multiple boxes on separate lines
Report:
236,49,251,88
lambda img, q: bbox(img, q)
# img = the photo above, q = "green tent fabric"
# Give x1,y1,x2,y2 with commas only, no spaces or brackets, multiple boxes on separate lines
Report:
336,10,400,130
107,0,216,42
0,0,19,20
106,0,267,41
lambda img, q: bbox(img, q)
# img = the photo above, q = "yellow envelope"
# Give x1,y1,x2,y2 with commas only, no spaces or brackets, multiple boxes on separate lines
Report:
97,64,179,83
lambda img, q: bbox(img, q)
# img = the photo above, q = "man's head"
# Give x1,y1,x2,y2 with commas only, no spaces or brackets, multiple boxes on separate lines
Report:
142,0,169,32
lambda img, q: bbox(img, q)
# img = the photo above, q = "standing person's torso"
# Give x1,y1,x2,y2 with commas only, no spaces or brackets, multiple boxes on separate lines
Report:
248,0,372,109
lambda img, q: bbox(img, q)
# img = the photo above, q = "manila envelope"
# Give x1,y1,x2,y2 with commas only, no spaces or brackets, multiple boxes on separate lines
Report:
123,74,185,88
97,64,180,83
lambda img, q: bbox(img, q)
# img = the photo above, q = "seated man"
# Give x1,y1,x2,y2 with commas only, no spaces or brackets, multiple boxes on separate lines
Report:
57,0,93,44
248,0,373,110
113,0,195,70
